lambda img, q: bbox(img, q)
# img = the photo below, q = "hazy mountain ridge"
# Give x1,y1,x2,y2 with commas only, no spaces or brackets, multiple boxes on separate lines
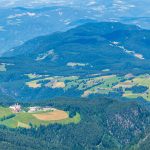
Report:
0,0,150,54
0,22,150,101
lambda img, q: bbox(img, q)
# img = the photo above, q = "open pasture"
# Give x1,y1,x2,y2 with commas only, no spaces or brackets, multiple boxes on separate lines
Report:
0,106,80,128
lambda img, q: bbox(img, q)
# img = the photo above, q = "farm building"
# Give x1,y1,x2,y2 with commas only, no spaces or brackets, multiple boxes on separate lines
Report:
9,103,21,113
28,106,56,113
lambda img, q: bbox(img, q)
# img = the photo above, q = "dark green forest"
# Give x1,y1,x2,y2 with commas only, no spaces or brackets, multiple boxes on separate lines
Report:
0,97,150,150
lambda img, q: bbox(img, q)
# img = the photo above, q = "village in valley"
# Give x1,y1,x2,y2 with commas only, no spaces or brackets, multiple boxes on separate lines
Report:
9,103,56,113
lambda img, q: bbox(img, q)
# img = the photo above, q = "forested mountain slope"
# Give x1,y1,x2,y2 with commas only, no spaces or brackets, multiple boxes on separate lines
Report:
1,97,150,150
0,22,150,101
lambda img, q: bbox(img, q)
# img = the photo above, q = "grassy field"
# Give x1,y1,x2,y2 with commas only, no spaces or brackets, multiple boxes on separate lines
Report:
0,107,81,128
122,74,150,101
26,75,79,89
25,73,150,101
0,107,12,118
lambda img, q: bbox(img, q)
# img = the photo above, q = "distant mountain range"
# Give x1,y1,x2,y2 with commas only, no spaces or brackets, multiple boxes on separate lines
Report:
0,22,150,101
0,0,150,54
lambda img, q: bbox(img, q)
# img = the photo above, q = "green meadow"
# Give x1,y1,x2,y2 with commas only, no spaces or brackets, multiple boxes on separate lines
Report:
0,107,81,128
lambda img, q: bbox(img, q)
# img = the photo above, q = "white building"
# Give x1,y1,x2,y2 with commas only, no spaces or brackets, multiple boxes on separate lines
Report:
9,103,21,112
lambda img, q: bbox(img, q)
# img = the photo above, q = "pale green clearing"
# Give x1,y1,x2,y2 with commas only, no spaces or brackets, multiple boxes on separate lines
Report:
118,74,150,101
0,107,12,118
0,107,81,128
25,73,150,101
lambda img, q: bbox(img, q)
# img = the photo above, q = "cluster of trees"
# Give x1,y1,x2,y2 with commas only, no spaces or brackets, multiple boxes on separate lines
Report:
126,85,148,93
0,114,16,122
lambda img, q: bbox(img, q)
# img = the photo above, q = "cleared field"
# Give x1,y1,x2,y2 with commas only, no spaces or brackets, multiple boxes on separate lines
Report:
18,122,30,128
123,90,150,101
33,110,68,121
46,81,65,88
117,74,150,101
26,75,78,89
0,107,13,118
0,106,80,128
113,80,134,89
25,73,150,101
81,75,122,97
26,81,41,88
25,73,43,79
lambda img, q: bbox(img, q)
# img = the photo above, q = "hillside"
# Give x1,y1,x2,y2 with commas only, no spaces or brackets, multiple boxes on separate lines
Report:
0,22,150,101
0,0,150,54
0,105,80,128
1,97,150,149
